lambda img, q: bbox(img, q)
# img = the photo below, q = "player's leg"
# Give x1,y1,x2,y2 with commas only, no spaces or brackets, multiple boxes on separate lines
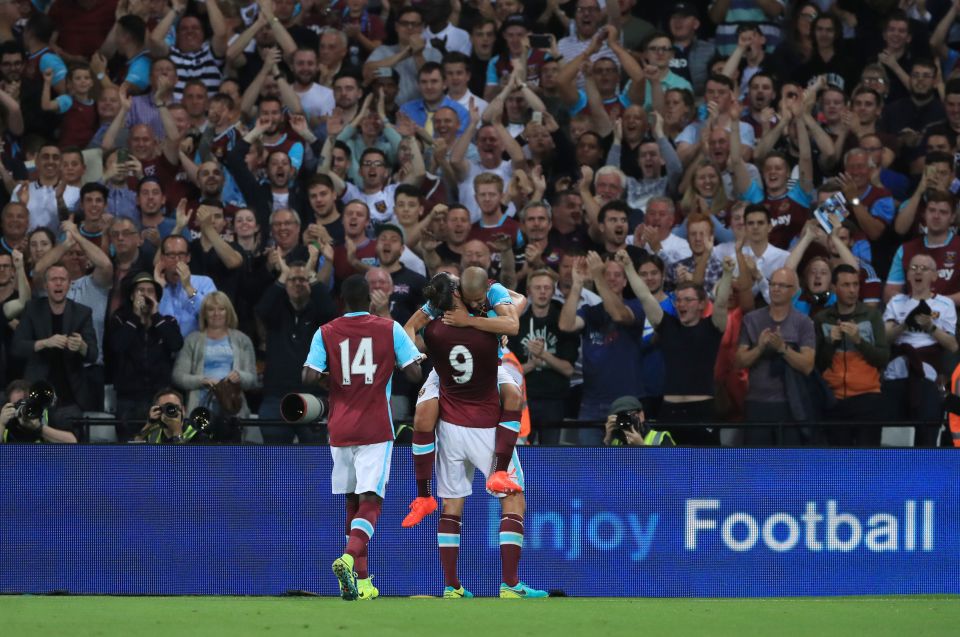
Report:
404,371,441,527
331,446,360,600
435,420,475,599
488,369,523,494
497,488,545,599
337,441,392,600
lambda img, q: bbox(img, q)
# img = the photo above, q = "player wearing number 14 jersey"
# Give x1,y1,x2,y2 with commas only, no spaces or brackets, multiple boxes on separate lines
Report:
418,272,547,599
302,275,423,601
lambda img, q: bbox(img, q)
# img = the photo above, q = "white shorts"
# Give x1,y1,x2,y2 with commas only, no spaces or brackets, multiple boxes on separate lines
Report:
416,366,520,406
435,420,525,499
330,441,393,498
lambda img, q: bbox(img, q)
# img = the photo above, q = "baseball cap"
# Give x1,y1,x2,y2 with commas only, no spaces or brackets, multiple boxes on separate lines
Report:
669,2,698,19
376,222,406,243
608,395,644,416
501,13,528,32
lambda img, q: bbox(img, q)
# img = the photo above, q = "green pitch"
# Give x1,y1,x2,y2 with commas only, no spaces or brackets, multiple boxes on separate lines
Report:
2,596,958,636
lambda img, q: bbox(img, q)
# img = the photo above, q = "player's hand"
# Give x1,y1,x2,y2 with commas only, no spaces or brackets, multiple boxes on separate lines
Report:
441,305,472,328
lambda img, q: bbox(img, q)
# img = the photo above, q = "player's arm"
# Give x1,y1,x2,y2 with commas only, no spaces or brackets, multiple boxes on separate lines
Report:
394,322,425,382
447,302,520,335
507,289,528,315
302,331,329,387
404,308,432,350
301,367,329,388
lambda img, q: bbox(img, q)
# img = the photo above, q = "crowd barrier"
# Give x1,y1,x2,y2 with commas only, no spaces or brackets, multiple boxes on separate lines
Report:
0,446,957,597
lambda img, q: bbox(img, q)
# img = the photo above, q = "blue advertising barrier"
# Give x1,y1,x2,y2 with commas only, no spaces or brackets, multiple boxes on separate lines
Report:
1,446,958,597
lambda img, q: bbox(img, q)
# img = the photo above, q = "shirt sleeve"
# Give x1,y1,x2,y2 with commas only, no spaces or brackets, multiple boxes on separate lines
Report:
568,90,588,116
797,314,816,349
392,321,423,368
936,300,957,334
125,56,152,91
304,328,328,372
39,53,67,85
486,56,500,85
287,141,305,171
420,302,439,320
55,94,73,115
487,282,513,307
869,196,895,224
741,179,765,204
787,182,812,208
676,123,699,146
739,122,756,148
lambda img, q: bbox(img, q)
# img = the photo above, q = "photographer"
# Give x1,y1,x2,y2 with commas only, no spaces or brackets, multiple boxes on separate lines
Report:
602,395,674,447
134,387,196,444
0,380,76,443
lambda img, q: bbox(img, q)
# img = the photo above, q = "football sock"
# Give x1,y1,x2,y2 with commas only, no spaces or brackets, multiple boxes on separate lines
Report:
346,500,381,560
344,496,368,577
438,514,462,589
499,513,524,587
412,430,436,498
495,410,522,473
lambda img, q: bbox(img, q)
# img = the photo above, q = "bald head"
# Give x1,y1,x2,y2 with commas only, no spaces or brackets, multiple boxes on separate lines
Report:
461,266,489,300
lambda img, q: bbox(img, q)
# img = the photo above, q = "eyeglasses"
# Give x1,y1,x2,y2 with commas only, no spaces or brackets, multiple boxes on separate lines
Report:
397,20,422,28
909,264,934,272
863,76,887,84
647,46,672,53
361,160,385,168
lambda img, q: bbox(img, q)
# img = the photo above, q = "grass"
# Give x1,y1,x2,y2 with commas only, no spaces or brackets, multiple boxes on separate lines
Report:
1,596,958,636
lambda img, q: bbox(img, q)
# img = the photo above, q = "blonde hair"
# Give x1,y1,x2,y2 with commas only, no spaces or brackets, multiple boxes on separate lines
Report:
199,291,239,331
681,160,730,217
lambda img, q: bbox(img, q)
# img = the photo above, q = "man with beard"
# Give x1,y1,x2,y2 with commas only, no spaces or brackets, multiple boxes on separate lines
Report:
548,189,591,252
225,138,301,229
291,47,334,124
880,59,945,152
741,72,777,139
185,161,242,240
370,223,426,322
421,204,473,273
12,264,98,437
246,95,304,171
592,200,646,268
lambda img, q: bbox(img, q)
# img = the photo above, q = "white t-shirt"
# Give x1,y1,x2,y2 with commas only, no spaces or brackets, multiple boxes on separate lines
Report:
398,246,427,277
629,232,693,267
883,294,957,382
451,90,488,116
296,83,335,121
425,23,472,55
355,183,399,225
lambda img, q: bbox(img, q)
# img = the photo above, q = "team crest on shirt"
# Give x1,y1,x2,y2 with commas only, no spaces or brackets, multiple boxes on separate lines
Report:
375,201,387,214
945,252,956,268
418,387,425,397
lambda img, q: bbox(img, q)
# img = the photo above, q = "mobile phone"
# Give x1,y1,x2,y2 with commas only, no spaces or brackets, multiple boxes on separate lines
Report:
529,34,552,49
531,112,543,125
117,148,129,164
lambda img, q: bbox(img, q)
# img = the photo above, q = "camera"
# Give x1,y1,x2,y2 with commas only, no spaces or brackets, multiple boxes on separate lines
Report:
161,403,182,419
280,393,329,423
15,381,56,420
186,406,213,438
611,411,648,445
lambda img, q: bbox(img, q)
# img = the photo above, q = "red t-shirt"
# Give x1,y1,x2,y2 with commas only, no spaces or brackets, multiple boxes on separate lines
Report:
130,154,197,212
423,319,502,429
49,0,120,59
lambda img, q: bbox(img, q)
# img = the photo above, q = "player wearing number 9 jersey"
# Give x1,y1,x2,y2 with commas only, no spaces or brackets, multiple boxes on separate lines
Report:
302,275,423,601
403,269,526,526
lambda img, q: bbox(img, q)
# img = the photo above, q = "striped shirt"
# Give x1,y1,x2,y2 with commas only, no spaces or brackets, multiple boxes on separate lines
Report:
168,41,224,100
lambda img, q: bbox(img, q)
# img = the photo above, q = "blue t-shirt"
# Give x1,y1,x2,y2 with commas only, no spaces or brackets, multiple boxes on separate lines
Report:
577,298,646,404
639,297,676,399
125,53,152,92
420,282,512,320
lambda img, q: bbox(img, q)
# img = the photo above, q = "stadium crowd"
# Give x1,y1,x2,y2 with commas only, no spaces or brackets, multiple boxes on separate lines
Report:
0,0,958,447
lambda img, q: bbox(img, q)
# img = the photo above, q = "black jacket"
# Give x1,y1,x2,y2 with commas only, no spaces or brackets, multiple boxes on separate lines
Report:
106,307,184,402
12,299,99,410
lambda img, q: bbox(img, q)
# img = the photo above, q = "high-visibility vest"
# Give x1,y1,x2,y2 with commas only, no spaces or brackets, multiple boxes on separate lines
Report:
501,351,531,440
949,364,960,447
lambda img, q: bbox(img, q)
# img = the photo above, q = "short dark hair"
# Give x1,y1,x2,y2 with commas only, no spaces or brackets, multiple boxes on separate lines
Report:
360,147,387,164
25,15,55,43
639,253,665,274
442,52,470,69
333,140,352,158
418,61,443,79
117,15,147,45
831,263,858,284
306,173,335,192
925,151,954,167
946,78,960,98
706,73,736,91
675,281,707,301
341,274,371,312
744,204,771,223
210,92,235,110
151,386,184,406
423,272,458,313
598,200,630,224
395,183,421,201
257,95,283,110
333,71,362,87
80,182,109,200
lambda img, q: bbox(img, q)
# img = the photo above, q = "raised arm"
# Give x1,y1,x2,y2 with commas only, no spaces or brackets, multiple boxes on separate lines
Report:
587,251,634,325
206,0,230,58
711,258,735,333
101,90,132,152
615,250,663,327
257,0,297,61
148,0,184,57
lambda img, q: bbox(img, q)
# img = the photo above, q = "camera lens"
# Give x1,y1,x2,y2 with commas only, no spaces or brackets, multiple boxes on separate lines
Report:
162,403,181,418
